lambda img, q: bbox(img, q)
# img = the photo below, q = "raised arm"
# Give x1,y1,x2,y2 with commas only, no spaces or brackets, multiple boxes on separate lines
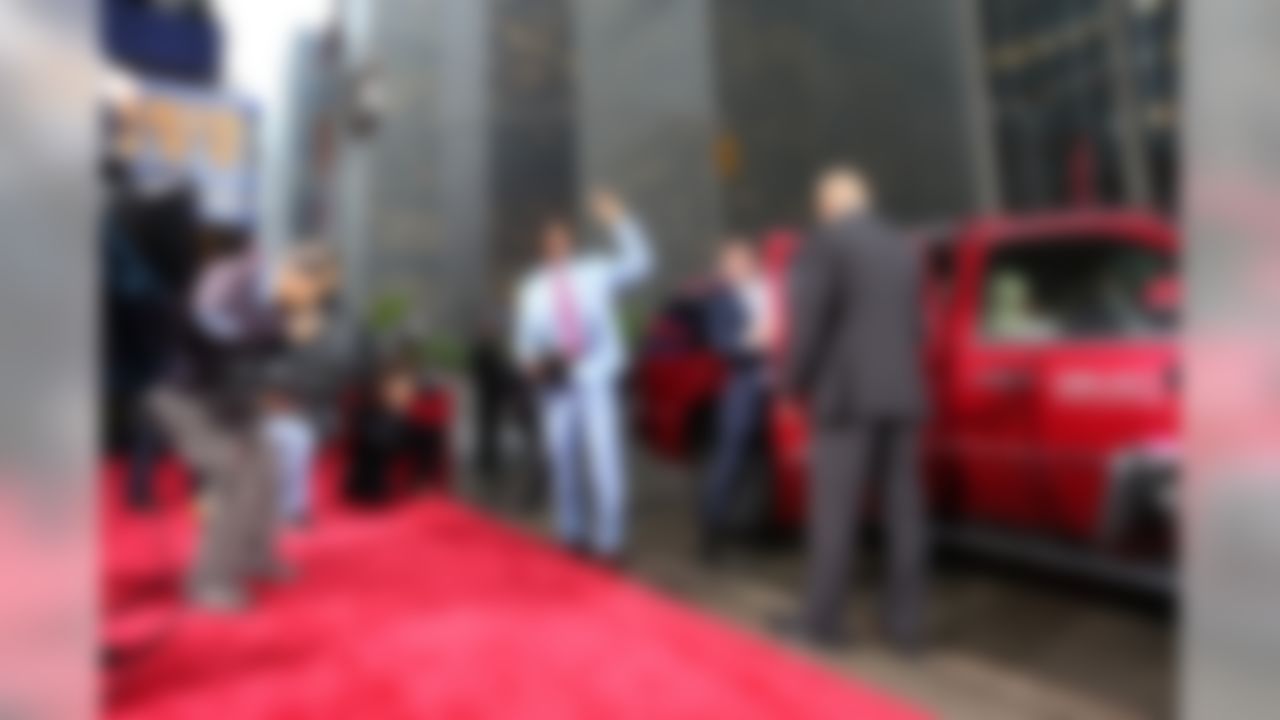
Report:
605,215,654,289
591,189,653,290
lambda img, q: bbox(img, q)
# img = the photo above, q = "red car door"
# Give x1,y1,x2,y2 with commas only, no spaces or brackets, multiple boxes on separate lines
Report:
1019,222,1177,541
946,335,1046,528
941,225,1048,529
944,214,1176,537
1036,341,1175,540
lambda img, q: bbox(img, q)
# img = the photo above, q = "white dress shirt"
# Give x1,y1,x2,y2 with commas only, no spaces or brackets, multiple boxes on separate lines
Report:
514,217,653,385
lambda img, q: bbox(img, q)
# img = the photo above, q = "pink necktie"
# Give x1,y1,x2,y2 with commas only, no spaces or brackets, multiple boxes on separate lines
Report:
553,269,583,357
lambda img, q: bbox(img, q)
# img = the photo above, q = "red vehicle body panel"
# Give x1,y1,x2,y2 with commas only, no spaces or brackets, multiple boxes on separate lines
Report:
634,211,1178,558
632,280,727,459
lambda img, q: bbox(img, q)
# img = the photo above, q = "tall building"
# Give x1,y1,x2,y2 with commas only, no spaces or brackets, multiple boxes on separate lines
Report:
711,0,987,230
712,0,1179,229
978,0,1179,210
489,0,578,290
569,0,987,274
571,0,723,288
357,0,491,330
335,0,1179,330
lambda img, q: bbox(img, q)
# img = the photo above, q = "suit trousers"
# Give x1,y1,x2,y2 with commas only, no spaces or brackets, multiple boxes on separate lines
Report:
149,386,279,596
800,420,927,647
538,377,627,555
702,367,767,538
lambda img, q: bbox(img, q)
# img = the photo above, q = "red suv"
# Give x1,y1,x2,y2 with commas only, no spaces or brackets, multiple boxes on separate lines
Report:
631,211,1177,592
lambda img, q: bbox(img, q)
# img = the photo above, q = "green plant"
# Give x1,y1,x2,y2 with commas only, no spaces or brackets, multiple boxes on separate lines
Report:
364,289,470,375
366,289,412,336
620,300,650,345
420,334,467,374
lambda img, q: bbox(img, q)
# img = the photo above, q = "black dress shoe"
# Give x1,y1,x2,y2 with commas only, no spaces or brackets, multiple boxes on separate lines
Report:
768,613,852,651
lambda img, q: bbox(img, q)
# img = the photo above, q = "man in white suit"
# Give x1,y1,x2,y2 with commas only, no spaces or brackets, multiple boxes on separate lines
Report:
513,190,654,564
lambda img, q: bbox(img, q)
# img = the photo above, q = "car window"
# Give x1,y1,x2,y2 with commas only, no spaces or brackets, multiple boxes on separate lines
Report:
980,236,1174,342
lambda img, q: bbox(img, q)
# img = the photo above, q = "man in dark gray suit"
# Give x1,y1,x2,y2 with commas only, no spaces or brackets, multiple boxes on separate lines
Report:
775,167,928,653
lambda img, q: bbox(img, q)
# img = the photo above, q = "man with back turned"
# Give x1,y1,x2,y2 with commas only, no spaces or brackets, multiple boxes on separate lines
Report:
774,166,929,654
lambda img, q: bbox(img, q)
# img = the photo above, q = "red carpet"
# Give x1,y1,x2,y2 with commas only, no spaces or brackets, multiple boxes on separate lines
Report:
103,463,926,719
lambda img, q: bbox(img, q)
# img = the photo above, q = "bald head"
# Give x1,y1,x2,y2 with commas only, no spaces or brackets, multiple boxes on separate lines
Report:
814,166,872,226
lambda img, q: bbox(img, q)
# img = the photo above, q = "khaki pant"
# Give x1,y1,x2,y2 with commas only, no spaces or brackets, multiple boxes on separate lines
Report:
148,386,279,599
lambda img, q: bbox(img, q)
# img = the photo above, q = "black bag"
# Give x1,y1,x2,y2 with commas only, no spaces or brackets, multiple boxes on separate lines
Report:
532,353,570,390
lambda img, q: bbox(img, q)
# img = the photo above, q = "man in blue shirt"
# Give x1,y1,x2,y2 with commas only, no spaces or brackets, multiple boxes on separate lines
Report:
700,240,775,562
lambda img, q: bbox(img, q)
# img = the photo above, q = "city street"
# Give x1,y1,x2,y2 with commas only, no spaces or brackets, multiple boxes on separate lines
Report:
466,450,1173,720
86,0,1203,716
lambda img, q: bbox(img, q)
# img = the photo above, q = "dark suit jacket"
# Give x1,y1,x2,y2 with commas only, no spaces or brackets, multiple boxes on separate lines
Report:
705,283,763,369
782,212,927,423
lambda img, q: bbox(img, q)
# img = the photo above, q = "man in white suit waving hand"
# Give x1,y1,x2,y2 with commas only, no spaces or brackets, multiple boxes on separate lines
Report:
514,189,654,565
